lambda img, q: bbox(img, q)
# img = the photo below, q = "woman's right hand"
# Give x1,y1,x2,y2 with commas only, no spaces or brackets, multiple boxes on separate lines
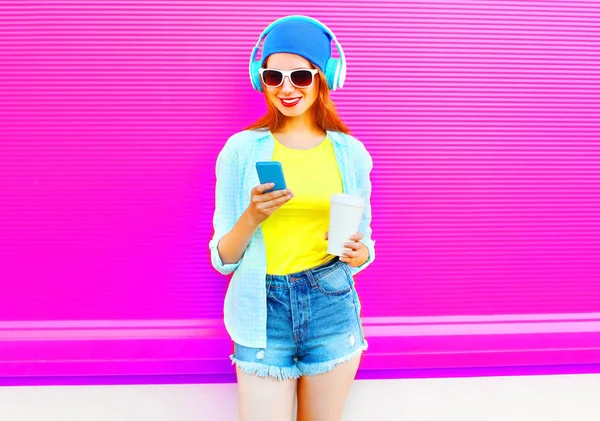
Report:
245,183,294,226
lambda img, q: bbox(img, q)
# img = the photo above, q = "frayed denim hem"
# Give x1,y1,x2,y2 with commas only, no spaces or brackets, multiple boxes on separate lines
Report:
296,340,368,377
230,355,302,381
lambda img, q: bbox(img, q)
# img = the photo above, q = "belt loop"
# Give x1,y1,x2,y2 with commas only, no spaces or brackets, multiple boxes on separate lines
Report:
306,269,318,289
266,275,273,295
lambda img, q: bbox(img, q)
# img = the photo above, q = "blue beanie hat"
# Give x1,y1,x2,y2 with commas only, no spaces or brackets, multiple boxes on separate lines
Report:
261,19,332,72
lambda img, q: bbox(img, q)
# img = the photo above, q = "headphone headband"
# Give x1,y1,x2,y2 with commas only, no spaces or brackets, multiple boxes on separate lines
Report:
249,15,347,91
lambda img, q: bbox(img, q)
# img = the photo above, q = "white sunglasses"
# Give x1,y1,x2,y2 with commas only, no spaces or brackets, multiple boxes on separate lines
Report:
259,68,319,88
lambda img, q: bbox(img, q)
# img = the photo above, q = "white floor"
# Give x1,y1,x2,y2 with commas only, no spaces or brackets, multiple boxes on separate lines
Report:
1,374,599,421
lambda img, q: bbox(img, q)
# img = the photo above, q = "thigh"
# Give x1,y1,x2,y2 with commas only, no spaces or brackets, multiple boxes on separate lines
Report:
236,366,297,421
296,355,361,421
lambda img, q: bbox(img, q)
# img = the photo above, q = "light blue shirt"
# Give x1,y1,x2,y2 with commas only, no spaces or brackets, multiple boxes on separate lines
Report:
209,129,375,349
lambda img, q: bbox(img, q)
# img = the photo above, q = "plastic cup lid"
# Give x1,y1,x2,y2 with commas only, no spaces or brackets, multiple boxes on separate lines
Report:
330,193,365,207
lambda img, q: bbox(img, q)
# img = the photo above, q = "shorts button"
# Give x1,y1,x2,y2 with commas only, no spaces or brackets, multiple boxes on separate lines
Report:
290,276,296,282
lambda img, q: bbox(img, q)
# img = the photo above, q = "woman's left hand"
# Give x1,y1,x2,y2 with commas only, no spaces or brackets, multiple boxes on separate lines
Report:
325,231,369,267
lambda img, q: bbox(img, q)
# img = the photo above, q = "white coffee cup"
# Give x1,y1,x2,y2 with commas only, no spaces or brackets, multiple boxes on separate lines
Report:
327,193,365,256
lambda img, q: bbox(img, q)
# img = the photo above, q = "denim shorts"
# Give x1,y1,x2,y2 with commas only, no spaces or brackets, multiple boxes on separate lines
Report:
231,257,368,381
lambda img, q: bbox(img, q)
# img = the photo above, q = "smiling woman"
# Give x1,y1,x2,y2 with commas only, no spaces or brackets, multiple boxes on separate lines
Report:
210,15,375,421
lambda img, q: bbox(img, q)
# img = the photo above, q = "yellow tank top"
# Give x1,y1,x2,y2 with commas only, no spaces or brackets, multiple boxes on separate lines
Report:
261,135,343,275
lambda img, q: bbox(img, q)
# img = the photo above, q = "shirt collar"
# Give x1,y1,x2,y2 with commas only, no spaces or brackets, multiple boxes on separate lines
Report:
251,129,345,144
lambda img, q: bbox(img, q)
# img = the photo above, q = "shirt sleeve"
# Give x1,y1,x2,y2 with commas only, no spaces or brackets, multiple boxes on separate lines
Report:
209,141,243,275
348,139,376,276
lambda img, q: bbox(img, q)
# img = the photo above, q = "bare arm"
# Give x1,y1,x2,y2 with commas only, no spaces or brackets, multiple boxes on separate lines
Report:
216,209,258,265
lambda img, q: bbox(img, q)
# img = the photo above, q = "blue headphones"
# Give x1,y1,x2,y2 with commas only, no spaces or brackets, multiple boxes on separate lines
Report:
249,15,347,92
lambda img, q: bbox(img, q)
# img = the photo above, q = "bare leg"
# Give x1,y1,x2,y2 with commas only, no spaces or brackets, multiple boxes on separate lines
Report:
236,366,298,421
296,355,361,421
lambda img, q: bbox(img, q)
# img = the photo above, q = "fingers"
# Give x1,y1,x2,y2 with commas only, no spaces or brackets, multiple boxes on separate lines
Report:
339,232,367,266
253,183,275,195
247,184,293,225
253,182,290,197
258,192,293,210
253,184,292,200
348,232,364,242
341,233,365,251
342,248,360,258
251,184,293,217
324,231,329,240
263,188,293,202
344,240,364,251
341,232,364,263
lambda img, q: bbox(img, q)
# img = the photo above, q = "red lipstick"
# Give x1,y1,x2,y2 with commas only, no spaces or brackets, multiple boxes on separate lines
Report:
279,97,301,107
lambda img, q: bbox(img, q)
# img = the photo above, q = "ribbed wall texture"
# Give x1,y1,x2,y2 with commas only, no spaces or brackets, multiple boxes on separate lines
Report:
1,1,599,327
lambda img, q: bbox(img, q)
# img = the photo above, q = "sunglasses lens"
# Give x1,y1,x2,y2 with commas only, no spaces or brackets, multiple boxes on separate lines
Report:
262,70,283,87
291,70,314,87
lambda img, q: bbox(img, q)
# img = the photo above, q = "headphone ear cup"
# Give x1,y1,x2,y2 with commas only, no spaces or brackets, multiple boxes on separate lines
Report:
324,58,341,91
250,61,263,92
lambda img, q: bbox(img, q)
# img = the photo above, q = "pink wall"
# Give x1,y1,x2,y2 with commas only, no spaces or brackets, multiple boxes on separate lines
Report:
1,1,599,381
